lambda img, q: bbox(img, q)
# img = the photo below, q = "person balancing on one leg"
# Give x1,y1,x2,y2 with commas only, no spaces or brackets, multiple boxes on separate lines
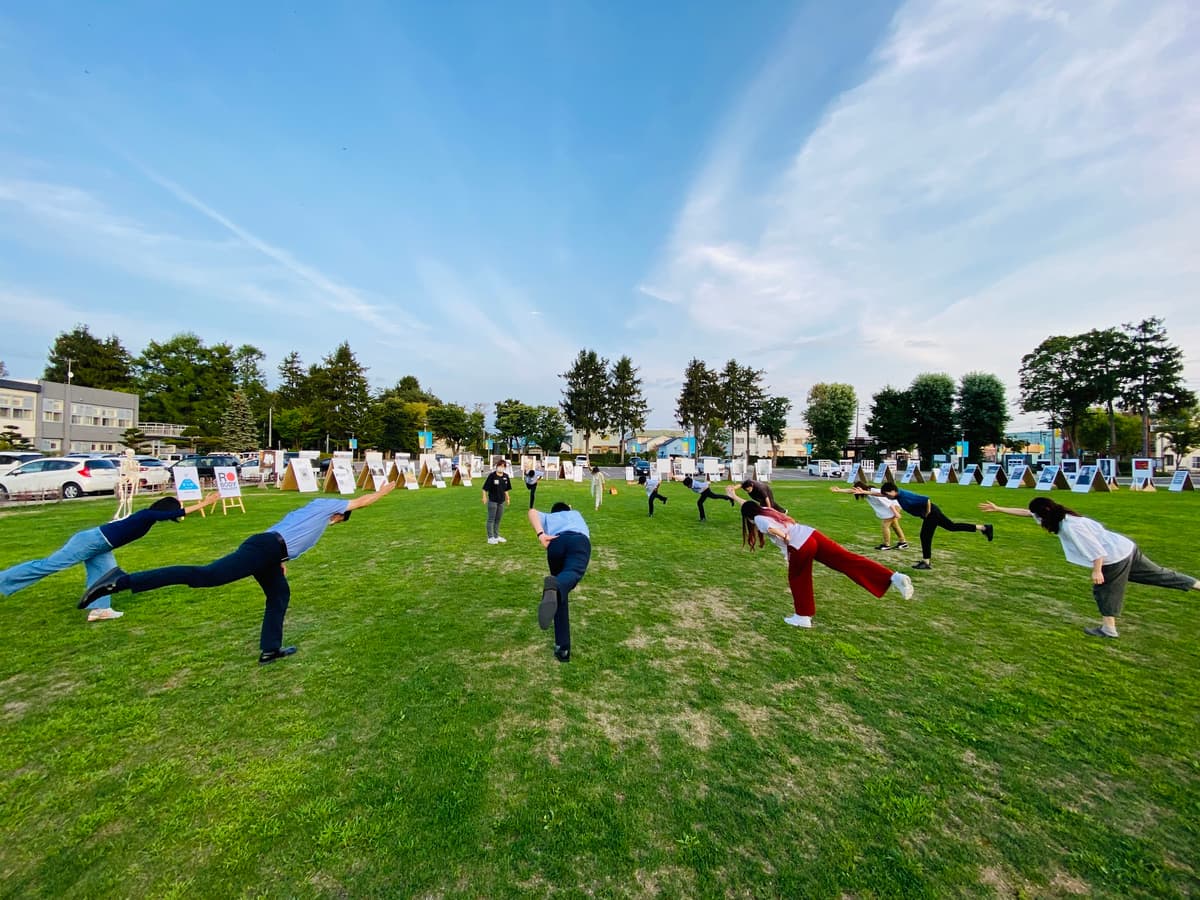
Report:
530,502,592,663
853,483,991,569
679,474,735,522
80,481,397,663
638,473,668,517
0,493,219,622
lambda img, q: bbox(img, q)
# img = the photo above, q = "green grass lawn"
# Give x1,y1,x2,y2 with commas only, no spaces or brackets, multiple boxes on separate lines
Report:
2,480,1198,897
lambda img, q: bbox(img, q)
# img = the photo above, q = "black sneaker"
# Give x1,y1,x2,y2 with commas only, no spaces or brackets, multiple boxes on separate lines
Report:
895,541,910,549
554,645,571,663
983,524,994,542
913,561,933,570
78,567,128,609
258,646,298,664
538,577,559,630
1083,625,1118,639
875,543,892,551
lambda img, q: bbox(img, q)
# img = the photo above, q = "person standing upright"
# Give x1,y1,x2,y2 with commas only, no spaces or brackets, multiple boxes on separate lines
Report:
482,457,513,544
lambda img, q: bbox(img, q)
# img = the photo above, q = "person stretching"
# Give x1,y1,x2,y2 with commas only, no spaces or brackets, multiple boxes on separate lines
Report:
738,477,787,514
80,481,397,663
980,497,1199,639
524,468,542,510
0,493,219,621
680,474,735,522
831,486,909,550
854,483,991,569
638,473,668,517
530,501,592,663
728,491,913,628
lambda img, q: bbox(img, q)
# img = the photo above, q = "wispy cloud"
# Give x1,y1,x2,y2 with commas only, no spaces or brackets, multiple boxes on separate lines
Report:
640,0,1200,422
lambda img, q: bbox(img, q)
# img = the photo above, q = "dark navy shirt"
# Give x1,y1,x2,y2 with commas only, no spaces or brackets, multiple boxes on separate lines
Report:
892,489,931,518
97,508,185,549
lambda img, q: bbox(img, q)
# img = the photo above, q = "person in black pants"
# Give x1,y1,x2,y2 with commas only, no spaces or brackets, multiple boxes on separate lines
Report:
80,481,396,663
530,502,592,663
638,473,668,516
524,468,542,509
855,483,992,569
680,474,735,521
737,477,786,514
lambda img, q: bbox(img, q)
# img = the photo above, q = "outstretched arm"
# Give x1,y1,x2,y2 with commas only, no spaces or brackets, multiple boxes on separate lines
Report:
724,486,747,506
347,478,397,511
978,501,1032,516
183,491,222,515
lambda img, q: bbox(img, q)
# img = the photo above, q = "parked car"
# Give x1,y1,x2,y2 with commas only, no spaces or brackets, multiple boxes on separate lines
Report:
806,459,844,477
239,458,262,480
169,454,241,479
133,455,171,489
0,451,43,477
575,455,589,469
0,457,120,500
630,458,653,477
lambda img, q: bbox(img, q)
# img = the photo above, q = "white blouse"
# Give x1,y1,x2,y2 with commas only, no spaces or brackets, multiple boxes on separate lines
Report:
1055,516,1135,568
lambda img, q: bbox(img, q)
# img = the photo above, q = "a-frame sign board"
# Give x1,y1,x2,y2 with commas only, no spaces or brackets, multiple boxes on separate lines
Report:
452,454,475,487
1005,465,1037,488
279,459,320,493
322,460,357,494
1035,465,1072,491
932,463,958,484
900,462,925,484
1168,470,1195,492
846,463,871,489
873,463,895,485
358,452,386,490
958,464,981,486
418,454,444,488
979,464,1008,488
1071,465,1111,493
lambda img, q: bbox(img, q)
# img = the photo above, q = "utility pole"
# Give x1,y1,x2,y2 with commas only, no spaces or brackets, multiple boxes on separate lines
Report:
63,357,74,455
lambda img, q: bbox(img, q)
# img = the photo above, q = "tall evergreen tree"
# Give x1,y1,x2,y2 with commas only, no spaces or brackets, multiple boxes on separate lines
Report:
608,356,649,460
908,373,957,466
0,360,9,377
43,325,133,390
276,352,308,409
221,390,259,451
133,333,236,433
1120,317,1195,456
560,349,610,456
955,373,1009,464
756,396,792,460
803,383,856,460
675,358,720,454
720,359,766,459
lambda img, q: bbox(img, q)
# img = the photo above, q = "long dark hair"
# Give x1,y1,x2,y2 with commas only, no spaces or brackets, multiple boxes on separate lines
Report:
1027,497,1080,534
739,501,794,550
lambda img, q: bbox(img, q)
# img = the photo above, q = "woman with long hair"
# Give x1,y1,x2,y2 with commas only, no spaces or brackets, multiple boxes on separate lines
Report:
726,488,914,628
980,497,1199,639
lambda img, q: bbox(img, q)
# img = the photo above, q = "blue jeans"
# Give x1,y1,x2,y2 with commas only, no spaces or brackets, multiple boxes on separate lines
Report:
128,532,290,651
547,532,591,651
0,527,118,609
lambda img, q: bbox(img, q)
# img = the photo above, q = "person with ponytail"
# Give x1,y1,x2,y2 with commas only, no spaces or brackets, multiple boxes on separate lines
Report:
980,497,1199,639
725,487,914,628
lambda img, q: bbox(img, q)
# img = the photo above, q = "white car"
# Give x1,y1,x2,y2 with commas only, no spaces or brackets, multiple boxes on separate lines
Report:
575,455,589,469
133,455,171,490
806,459,844,477
239,459,262,481
0,457,120,500
0,451,43,477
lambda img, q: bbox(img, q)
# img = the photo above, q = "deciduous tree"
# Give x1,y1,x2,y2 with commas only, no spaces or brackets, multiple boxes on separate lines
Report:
955,373,1009,464
133,333,235,434
865,387,913,456
1121,317,1196,456
908,373,956,466
1019,335,1096,449
804,383,856,460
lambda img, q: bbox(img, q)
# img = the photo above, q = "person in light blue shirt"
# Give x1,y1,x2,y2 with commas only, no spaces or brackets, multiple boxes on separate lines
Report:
80,481,397,664
529,501,591,662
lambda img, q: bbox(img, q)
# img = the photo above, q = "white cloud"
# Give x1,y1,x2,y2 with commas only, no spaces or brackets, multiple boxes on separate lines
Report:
640,0,1200,427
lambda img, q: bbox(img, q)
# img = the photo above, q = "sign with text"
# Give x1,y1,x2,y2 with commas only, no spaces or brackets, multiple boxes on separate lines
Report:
979,464,1007,488
1168,470,1195,492
1131,458,1155,490
172,466,203,502
213,467,242,498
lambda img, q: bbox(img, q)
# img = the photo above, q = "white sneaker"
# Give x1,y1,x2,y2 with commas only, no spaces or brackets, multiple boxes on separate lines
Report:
487,538,498,545
891,572,915,600
783,614,813,628
87,608,124,622
495,536,507,543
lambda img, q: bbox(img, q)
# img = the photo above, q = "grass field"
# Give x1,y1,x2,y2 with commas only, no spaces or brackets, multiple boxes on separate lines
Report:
2,479,1198,897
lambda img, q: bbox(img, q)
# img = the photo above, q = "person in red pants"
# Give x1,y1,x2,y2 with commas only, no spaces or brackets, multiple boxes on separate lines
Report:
727,489,914,627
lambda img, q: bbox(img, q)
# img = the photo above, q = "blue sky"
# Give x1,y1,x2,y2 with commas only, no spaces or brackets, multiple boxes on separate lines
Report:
2,0,1197,431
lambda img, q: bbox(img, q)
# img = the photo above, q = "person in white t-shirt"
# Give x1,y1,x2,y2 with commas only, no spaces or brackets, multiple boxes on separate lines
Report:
727,489,914,628
831,485,909,550
638,473,668,516
980,497,1199,639
680,474,735,522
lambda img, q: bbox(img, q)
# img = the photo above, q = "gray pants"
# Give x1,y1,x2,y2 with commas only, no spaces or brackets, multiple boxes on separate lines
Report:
1094,546,1195,616
486,501,505,539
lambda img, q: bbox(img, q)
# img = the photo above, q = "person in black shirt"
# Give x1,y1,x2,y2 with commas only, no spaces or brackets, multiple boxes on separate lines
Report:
738,477,787,514
481,458,513,544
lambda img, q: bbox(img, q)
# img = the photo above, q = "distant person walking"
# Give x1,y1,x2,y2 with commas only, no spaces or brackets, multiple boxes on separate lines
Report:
530,501,592,663
482,458,513,544
79,481,397,663
590,466,606,511
727,489,913,628
0,494,218,622
854,483,991,569
980,497,1199,639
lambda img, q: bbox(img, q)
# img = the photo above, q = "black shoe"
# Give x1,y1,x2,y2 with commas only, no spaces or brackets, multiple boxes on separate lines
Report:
662,496,668,503
913,561,933,570
78,567,128,609
258,646,298,664
538,577,559,630
554,645,571,663
983,524,994,542
895,541,910,549
875,543,892,551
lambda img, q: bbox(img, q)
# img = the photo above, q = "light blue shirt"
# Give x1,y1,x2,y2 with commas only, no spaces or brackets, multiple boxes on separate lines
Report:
270,498,351,559
538,509,590,539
